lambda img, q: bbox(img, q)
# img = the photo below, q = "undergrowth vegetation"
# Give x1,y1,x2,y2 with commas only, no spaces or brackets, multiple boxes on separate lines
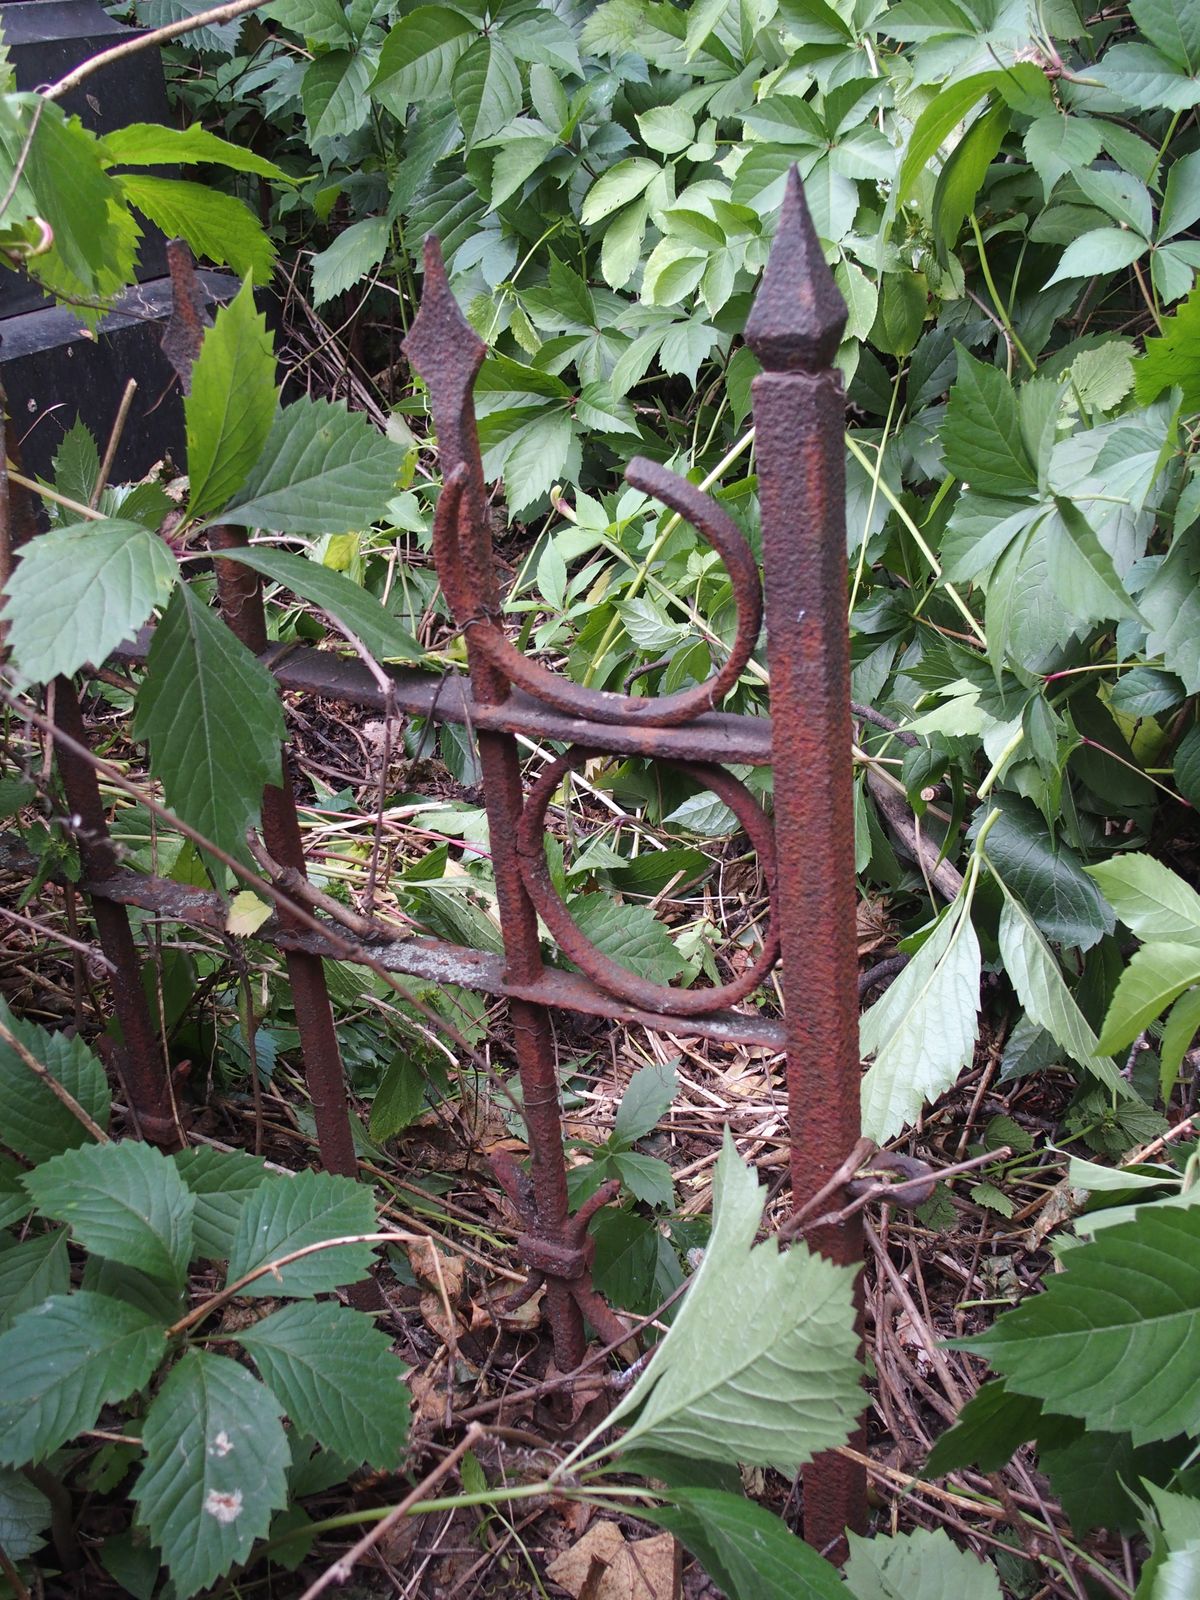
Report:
0,0,1198,1591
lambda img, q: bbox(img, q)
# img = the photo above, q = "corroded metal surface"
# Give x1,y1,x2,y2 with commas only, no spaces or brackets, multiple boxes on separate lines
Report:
747,165,864,1550
62,165,865,1537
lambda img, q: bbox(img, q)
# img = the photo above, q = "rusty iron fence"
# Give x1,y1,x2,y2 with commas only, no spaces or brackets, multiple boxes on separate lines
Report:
30,167,867,1548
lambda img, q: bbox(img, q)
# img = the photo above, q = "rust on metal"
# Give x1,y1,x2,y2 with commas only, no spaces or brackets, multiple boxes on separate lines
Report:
160,239,210,394
209,527,362,1189
51,163,866,1537
747,165,864,1550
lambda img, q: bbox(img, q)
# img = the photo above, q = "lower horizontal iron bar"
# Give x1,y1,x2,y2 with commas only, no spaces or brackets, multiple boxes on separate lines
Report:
86,868,787,1051
114,631,774,767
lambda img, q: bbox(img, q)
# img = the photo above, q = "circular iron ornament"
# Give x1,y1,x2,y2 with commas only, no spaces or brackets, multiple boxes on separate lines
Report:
516,750,781,1016
434,458,763,728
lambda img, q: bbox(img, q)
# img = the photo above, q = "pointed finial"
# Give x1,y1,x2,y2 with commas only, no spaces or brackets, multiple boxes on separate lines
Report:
403,235,486,405
744,167,847,372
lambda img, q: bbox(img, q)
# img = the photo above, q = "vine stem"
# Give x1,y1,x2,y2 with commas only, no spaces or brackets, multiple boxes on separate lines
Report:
44,0,269,100
165,1231,416,1338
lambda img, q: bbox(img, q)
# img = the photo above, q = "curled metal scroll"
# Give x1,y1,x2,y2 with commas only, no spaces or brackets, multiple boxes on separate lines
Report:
516,749,780,1016
433,458,762,728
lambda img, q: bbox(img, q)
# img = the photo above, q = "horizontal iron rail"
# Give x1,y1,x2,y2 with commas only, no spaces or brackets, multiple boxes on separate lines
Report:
113,632,774,767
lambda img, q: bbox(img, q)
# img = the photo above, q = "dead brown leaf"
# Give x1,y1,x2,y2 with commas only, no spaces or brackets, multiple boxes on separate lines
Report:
546,1522,680,1600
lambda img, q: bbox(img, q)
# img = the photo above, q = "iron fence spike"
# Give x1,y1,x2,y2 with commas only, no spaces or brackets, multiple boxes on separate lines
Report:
745,165,848,373
403,234,487,402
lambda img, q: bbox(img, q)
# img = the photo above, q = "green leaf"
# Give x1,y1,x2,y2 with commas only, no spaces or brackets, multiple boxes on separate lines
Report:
134,582,285,867
116,174,275,280
264,0,352,45
569,894,692,985
237,1301,411,1466
480,406,575,514
216,546,424,663
1136,286,1200,412
25,1141,194,1285
924,1379,1042,1476
995,885,1126,1093
453,36,521,148
186,278,278,520
371,7,477,116
1022,114,1104,200
1045,227,1149,288
941,347,1035,498
3,519,177,684
222,397,407,535
0,1229,69,1331
1132,0,1200,73
0,1293,163,1465
133,1350,289,1600
613,1061,678,1146
637,104,695,154
1175,725,1200,808
0,1466,51,1560
309,214,389,307
612,1151,675,1208
975,799,1112,949
961,1205,1200,1445
860,893,980,1142
102,122,289,181
1046,499,1141,629
174,1147,271,1262
582,158,660,225
487,118,556,208
844,1525,1002,1600
1094,43,1200,112
302,51,372,147
932,103,1008,251
1141,526,1200,693
225,1169,376,1298
1087,854,1200,944
898,68,1048,205
0,1006,110,1162
594,1133,862,1474
1095,942,1200,1052
369,1053,426,1141
636,1486,846,1600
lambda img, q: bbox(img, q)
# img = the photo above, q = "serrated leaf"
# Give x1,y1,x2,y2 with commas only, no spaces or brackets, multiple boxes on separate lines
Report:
226,890,272,935
237,1301,410,1466
569,894,692,985
860,892,980,1142
975,799,1112,949
453,36,521,148
174,1147,271,1262
3,519,177,684
924,1379,1042,1476
612,1151,675,1208
302,50,372,147
102,122,289,181
582,158,660,225
995,886,1126,1093
1045,227,1148,288
309,214,390,307
186,278,278,519
0,1005,110,1162
0,1229,69,1330
25,1141,193,1284
0,1465,51,1560
1087,854,1200,944
133,1350,289,1599
1022,113,1103,199
844,1524,1002,1600
1046,499,1141,629
222,398,406,535
1096,942,1200,1052
593,1133,862,1474
489,120,557,208
225,1169,376,1298
636,1486,846,1600
1136,285,1200,412
1141,526,1200,693
962,1205,1200,1445
264,0,352,45
216,545,424,662
134,583,285,867
941,346,1035,498
613,1061,678,1146
369,1053,426,1141
116,174,274,280
371,6,476,115
1174,724,1200,808
0,1292,164,1464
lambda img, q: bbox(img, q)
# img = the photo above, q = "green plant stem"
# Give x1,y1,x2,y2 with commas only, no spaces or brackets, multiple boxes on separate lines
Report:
969,213,1036,375
843,434,987,647
580,427,756,688
848,369,902,619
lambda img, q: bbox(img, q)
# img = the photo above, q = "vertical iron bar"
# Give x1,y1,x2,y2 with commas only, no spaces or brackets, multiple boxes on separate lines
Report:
53,679,179,1145
405,248,586,1370
209,529,362,1186
747,167,866,1550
